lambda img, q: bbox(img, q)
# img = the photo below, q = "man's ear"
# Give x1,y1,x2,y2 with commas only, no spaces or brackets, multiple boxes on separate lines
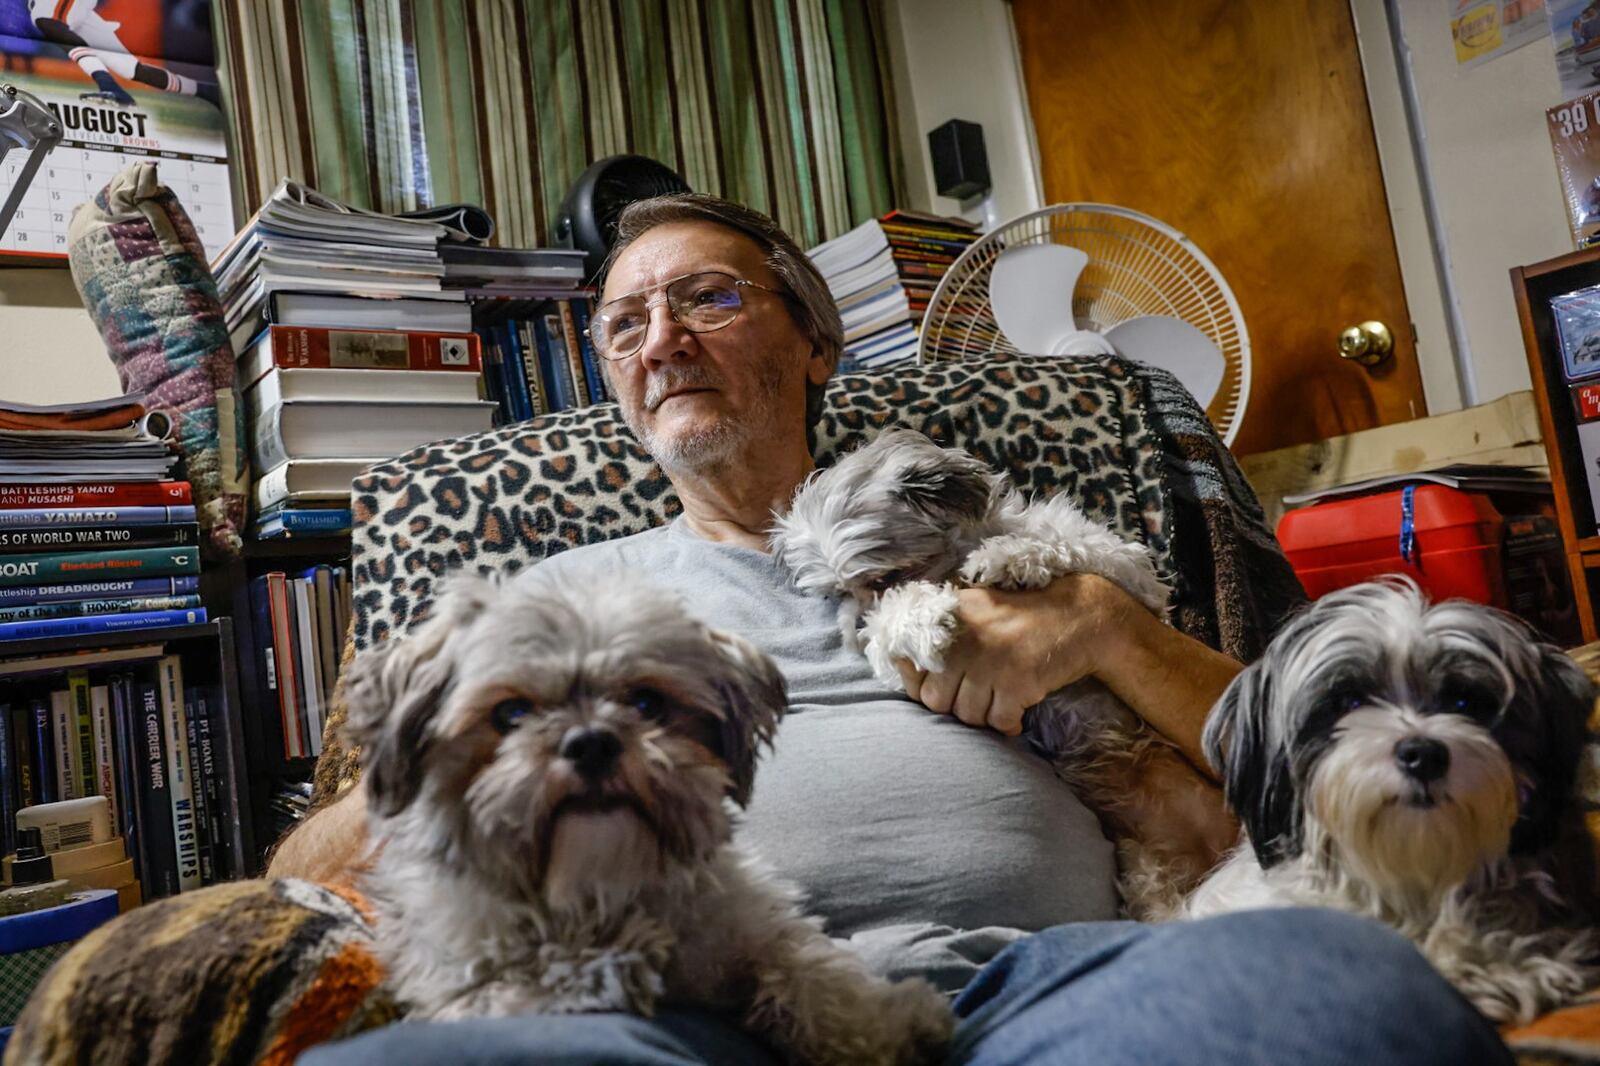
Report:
342,573,501,817
807,348,833,386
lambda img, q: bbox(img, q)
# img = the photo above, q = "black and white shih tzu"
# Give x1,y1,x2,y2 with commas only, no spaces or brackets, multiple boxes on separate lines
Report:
769,428,1233,914
1184,578,1600,1024
343,573,951,1064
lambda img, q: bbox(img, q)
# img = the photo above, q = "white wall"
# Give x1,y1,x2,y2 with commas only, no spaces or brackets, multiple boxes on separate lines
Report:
880,0,1042,229
0,269,121,404
1388,0,1576,403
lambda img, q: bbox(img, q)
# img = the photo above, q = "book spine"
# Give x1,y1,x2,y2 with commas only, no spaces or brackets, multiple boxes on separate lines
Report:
0,523,201,553
263,326,482,372
30,697,54,804
0,506,197,530
499,320,533,422
0,575,198,607
0,703,15,857
567,297,607,404
532,313,571,410
108,676,145,886
89,683,118,827
50,687,77,801
556,301,591,407
135,675,179,898
0,608,207,641
191,687,226,880
517,321,548,416
68,669,94,798
10,703,35,810
0,546,201,589
293,576,326,756
182,688,215,885
311,565,339,706
259,509,353,533
157,655,201,892
475,327,507,424
263,573,303,759
0,594,203,623
0,483,193,511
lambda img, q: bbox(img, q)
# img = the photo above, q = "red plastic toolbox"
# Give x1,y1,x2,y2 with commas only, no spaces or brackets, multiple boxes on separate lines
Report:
1277,484,1506,606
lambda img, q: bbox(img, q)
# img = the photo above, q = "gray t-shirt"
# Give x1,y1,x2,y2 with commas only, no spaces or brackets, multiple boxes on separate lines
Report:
533,520,1120,932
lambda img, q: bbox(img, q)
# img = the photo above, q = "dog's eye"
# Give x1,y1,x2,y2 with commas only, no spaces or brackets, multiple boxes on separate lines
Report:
1439,685,1496,718
490,698,533,734
1327,686,1366,712
628,687,671,721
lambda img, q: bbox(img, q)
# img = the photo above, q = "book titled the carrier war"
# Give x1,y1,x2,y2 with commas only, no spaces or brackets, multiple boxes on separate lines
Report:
0,546,200,588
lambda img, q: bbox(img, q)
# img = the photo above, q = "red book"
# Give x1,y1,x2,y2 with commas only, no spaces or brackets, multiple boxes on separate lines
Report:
239,326,482,387
0,482,192,510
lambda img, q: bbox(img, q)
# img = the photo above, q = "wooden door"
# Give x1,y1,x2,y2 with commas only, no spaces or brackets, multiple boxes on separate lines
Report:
1011,0,1428,456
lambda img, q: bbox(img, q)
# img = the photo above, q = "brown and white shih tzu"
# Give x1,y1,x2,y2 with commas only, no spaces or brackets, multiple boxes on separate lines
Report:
768,428,1232,914
343,573,952,1064
1184,578,1600,1024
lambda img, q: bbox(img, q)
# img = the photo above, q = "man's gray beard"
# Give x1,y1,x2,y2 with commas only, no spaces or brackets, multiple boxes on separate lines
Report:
628,359,788,474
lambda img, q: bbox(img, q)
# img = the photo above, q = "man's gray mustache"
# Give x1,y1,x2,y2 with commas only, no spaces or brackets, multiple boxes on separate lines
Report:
645,368,723,411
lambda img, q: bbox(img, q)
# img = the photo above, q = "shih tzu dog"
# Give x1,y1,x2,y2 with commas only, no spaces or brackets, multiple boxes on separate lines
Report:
769,428,1231,913
1184,578,1600,1024
343,573,952,1064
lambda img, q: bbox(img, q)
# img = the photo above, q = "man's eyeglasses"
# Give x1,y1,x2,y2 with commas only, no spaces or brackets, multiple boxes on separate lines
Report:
588,270,787,360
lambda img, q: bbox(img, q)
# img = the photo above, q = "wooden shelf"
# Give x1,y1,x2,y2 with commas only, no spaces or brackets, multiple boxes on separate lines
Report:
1513,248,1600,642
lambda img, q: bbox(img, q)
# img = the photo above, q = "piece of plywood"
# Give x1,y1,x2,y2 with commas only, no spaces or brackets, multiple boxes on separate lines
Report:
1239,390,1546,528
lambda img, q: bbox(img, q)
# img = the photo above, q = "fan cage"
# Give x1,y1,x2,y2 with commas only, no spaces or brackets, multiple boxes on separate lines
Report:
919,204,1250,445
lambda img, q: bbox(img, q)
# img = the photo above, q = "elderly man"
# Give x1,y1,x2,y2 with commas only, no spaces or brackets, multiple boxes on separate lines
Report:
291,194,1509,1065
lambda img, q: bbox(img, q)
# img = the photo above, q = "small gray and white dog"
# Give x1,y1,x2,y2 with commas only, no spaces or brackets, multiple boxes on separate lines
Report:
1184,578,1600,1024
344,574,952,1064
769,428,1228,913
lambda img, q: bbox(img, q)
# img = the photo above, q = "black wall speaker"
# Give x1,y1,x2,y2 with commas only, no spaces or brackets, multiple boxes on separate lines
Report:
927,119,990,201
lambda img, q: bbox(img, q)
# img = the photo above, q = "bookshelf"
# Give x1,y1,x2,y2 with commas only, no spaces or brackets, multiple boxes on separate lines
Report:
1512,246,1600,642
0,618,256,887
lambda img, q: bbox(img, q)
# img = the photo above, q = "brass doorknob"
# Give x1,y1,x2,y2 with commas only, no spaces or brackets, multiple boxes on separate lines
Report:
1338,321,1394,367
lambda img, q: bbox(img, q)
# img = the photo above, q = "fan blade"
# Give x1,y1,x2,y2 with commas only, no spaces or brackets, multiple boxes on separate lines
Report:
1104,316,1227,408
989,244,1088,353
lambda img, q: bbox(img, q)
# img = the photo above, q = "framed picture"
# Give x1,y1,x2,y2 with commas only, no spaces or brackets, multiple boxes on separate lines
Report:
1551,283,1600,380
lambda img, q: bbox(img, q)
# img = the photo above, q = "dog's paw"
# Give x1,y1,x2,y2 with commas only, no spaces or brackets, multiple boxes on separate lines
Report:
960,535,1061,590
877,978,955,1065
860,582,961,682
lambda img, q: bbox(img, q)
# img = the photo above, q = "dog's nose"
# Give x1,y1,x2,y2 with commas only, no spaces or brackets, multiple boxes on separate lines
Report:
559,726,623,779
1393,736,1450,783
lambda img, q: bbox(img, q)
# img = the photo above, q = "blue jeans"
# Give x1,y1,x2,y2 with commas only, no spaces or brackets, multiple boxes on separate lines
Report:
299,909,1511,1065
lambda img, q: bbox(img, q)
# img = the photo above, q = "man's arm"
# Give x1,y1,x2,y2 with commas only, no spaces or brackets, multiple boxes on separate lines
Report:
897,574,1241,775
265,781,371,883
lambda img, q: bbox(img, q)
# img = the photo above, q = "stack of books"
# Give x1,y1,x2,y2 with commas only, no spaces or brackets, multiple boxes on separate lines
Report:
0,397,204,642
215,181,500,538
808,210,980,371
0,647,235,899
249,565,350,760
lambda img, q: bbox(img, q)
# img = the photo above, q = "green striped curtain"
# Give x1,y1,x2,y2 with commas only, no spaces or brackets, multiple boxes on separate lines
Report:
211,0,904,250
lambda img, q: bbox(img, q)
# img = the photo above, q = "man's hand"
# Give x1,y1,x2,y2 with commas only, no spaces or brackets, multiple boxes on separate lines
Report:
896,575,1124,737
895,574,1241,771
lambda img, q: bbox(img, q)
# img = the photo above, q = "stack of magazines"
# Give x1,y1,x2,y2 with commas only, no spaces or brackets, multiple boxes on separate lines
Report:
808,210,980,371
0,396,204,641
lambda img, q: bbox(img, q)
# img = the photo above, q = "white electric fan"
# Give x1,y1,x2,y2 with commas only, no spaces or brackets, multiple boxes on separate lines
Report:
919,204,1251,446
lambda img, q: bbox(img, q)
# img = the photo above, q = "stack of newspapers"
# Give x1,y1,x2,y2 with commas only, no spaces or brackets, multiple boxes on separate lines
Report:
0,396,203,642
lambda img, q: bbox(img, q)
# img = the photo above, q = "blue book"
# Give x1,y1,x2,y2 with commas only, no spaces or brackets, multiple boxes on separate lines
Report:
532,313,572,410
0,506,198,530
253,509,353,540
0,575,199,608
568,298,607,404
29,697,53,805
0,607,208,642
499,320,532,422
475,327,509,423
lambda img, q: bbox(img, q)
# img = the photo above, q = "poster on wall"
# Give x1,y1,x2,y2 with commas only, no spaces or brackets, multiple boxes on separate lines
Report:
1547,90,1600,247
1548,0,1600,97
1448,0,1547,67
0,0,231,262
